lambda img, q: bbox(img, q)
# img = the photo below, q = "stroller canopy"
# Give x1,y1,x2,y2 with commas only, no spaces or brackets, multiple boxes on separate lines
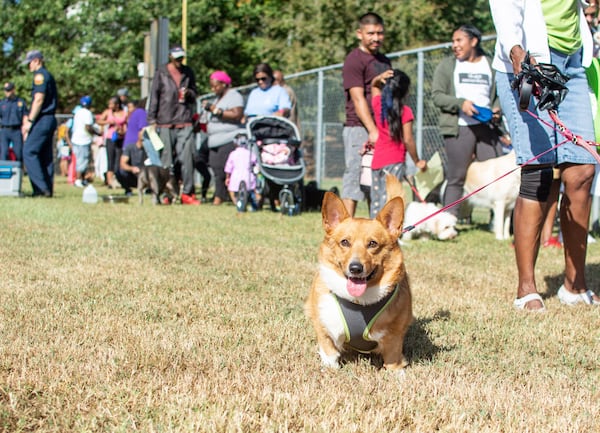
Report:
247,116,300,143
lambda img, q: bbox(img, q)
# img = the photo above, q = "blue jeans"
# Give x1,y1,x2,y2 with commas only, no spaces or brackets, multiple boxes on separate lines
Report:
496,48,596,166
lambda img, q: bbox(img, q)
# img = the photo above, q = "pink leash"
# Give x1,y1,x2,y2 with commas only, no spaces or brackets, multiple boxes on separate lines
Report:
401,140,569,235
403,109,600,234
403,175,426,203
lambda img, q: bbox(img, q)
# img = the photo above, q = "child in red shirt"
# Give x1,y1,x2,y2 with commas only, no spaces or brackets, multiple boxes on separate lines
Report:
369,69,427,217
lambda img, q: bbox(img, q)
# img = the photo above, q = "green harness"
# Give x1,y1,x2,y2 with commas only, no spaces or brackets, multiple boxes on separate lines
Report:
333,285,398,353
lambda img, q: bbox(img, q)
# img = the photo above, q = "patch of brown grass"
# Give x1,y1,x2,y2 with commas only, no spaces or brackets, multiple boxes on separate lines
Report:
1,177,599,432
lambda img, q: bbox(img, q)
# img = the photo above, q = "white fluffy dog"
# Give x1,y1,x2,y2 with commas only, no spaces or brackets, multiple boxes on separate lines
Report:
402,201,458,241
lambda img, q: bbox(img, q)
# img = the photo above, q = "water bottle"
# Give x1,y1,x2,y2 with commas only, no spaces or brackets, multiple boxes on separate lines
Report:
82,184,98,204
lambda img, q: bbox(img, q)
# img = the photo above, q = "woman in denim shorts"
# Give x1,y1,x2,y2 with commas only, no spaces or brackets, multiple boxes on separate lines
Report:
491,0,600,311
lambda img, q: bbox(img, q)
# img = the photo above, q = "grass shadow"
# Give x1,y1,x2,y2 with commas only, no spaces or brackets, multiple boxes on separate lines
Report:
405,309,453,364
542,262,600,299
337,309,452,369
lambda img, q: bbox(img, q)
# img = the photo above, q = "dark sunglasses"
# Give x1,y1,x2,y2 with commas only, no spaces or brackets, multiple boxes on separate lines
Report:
255,76,269,82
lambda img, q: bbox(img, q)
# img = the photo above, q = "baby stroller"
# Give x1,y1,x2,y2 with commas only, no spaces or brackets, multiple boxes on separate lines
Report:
246,116,305,215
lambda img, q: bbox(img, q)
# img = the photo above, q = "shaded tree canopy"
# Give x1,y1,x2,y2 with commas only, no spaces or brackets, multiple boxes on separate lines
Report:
0,0,494,112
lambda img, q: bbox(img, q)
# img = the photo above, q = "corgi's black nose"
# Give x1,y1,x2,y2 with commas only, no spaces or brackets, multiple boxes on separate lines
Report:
349,262,364,275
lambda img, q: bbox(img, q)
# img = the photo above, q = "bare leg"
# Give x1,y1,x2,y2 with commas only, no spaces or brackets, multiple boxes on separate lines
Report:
513,195,546,310
106,170,114,187
540,178,560,245
559,163,599,300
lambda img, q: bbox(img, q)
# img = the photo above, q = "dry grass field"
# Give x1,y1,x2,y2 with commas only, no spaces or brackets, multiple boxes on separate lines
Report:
1,177,599,432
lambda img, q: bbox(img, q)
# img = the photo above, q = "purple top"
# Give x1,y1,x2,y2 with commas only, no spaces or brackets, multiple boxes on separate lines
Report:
123,108,148,148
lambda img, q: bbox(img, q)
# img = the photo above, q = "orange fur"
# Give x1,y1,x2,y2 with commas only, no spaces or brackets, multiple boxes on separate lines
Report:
305,175,413,370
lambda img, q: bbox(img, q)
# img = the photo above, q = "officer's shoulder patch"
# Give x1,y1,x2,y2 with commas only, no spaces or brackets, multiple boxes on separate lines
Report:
34,73,44,86
17,101,23,107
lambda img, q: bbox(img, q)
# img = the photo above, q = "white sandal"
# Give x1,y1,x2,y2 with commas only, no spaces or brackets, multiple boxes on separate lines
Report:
557,285,600,306
586,290,600,305
513,293,546,312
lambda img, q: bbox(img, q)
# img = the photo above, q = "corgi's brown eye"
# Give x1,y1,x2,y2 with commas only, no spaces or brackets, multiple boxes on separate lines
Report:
368,240,378,248
340,239,350,247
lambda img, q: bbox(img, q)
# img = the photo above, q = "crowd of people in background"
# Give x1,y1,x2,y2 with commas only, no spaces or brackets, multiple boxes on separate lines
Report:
2,4,600,313
28,47,295,208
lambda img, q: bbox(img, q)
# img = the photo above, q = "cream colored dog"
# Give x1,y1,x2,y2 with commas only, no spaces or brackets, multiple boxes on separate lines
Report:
402,201,457,241
463,151,520,240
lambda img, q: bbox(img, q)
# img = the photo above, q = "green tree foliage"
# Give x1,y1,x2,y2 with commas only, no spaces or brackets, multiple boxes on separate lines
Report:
0,0,494,111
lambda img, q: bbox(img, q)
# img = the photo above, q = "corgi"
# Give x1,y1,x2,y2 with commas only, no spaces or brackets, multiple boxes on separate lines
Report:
305,175,413,371
463,150,520,240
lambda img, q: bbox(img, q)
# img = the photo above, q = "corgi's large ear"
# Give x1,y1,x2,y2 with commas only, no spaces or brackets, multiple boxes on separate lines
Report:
322,192,349,233
376,196,405,238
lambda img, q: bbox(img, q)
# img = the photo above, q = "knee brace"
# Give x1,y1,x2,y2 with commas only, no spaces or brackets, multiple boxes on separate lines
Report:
519,166,554,202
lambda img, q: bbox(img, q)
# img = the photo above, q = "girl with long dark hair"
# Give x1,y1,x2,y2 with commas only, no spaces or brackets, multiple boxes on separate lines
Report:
369,68,427,217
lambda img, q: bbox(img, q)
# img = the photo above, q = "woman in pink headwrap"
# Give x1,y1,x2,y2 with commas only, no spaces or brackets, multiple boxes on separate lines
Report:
202,70,245,205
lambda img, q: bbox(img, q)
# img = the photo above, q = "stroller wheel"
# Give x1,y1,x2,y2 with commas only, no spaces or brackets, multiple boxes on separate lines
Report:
236,181,248,212
279,187,295,216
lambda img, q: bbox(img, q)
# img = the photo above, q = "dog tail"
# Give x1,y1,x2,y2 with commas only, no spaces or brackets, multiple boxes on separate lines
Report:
385,174,404,202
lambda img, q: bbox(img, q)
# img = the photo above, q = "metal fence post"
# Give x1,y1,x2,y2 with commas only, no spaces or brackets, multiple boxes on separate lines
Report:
316,69,324,185
416,50,425,158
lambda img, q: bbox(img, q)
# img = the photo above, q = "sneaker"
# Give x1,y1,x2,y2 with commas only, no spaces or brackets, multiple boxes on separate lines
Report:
74,179,84,188
543,236,562,248
181,193,200,205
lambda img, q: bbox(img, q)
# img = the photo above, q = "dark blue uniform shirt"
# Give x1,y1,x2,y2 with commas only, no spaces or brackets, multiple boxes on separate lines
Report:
0,96,27,127
31,66,57,116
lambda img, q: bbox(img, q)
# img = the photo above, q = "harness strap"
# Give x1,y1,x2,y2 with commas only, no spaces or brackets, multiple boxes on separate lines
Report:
334,285,398,354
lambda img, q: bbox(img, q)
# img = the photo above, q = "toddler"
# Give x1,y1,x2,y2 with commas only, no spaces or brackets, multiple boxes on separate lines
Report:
224,134,260,211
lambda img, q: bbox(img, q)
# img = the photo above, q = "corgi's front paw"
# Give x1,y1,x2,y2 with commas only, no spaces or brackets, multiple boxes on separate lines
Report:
318,347,340,369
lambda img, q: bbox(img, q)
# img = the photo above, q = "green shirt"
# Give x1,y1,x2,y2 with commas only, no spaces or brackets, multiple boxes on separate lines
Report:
542,0,581,55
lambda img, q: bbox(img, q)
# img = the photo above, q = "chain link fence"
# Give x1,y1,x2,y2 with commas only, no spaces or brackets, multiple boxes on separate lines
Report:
200,36,497,186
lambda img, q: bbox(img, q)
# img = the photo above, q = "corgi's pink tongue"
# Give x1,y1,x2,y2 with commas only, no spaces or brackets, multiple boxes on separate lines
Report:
347,278,367,297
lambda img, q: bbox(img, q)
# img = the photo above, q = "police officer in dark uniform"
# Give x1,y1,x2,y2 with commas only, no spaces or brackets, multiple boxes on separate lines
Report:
22,50,58,197
0,82,27,161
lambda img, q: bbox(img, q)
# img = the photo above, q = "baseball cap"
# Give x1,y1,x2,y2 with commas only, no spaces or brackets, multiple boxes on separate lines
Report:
23,50,43,65
4,82,15,91
169,45,186,59
80,95,92,107
117,88,128,97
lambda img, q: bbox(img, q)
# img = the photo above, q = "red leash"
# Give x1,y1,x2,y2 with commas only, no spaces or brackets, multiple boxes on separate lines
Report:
402,175,426,203
403,59,600,235
527,109,600,164
402,142,568,235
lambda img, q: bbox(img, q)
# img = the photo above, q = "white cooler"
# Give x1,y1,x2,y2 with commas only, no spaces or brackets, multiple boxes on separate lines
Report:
0,160,22,196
